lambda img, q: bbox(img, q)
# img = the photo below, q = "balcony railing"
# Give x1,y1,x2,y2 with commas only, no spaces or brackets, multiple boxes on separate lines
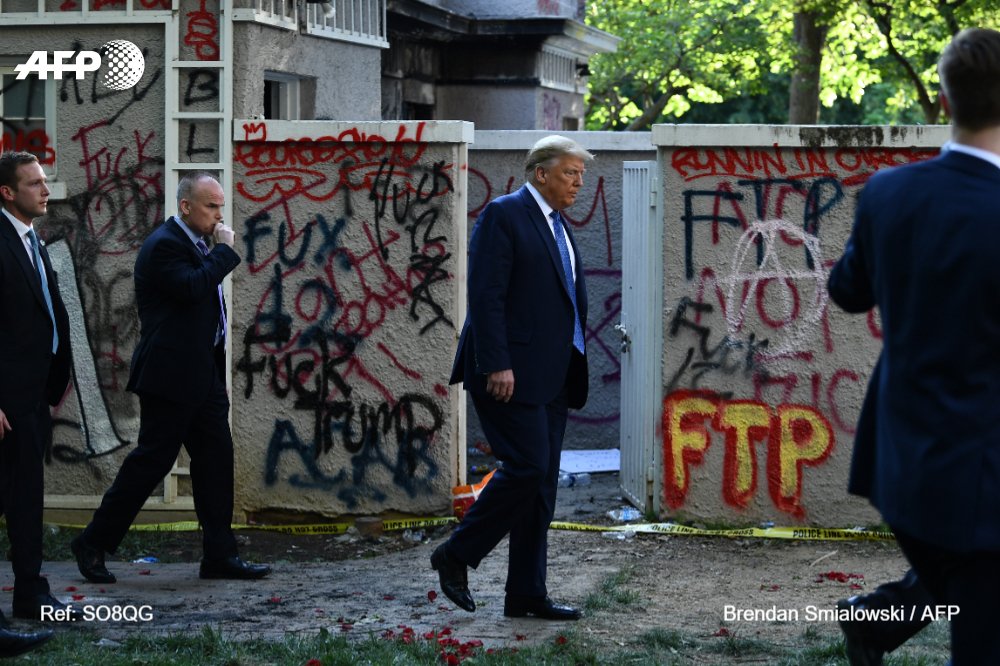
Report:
0,0,170,23
538,46,578,92
304,0,387,48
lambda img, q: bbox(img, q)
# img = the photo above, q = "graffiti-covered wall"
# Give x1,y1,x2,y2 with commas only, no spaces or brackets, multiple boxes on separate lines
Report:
654,124,950,525
469,131,655,452
0,23,168,496
230,120,469,516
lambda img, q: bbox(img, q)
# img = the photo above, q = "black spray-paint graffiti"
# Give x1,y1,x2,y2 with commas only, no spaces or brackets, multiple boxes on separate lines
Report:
665,296,770,398
235,139,455,502
681,177,844,279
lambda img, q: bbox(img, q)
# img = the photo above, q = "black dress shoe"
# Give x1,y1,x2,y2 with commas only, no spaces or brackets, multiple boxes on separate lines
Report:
0,626,53,658
504,595,581,620
199,556,271,580
12,593,84,622
71,534,116,584
837,598,885,666
430,543,475,612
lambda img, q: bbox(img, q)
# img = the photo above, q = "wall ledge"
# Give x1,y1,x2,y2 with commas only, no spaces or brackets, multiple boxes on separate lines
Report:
652,124,951,148
233,120,475,144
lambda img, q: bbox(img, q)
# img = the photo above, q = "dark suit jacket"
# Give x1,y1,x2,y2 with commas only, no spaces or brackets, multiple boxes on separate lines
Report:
126,218,239,406
828,150,1000,552
450,185,589,409
0,215,71,418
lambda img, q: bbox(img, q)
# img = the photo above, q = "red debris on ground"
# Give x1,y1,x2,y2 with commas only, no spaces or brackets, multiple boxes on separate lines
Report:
815,571,864,584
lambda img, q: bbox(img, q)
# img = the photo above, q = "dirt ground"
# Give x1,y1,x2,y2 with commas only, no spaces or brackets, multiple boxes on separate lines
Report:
0,473,945,661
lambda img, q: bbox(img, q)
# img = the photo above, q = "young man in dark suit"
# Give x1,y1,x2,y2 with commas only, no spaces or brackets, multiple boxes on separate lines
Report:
433,135,591,620
829,27,1000,665
71,172,270,583
0,150,75,652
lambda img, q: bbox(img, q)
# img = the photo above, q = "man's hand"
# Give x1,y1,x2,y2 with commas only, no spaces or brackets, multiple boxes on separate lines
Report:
486,369,514,402
0,409,11,441
213,222,235,247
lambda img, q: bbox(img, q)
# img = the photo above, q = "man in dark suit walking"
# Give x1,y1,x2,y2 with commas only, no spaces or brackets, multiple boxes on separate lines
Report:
829,27,1000,665
71,172,270,583
432,135,591,620
0,150,75,652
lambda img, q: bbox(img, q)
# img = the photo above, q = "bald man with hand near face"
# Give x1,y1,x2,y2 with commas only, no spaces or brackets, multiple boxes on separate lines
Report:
71,172,270,586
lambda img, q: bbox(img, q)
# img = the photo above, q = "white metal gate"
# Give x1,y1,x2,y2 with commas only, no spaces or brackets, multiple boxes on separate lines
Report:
618,161,662,514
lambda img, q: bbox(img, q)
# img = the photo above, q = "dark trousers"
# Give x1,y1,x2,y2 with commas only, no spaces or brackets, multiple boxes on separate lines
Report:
0,403,50,597
848,568,933,652
894,527,1000,666
84,372,237,560
447,388,568,598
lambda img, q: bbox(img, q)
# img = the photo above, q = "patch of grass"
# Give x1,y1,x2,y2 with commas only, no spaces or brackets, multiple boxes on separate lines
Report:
34,622,928,666
610,650,686,666
704,630,774,658
583,566,641,612
885,653,947,666
15,628,622,665
784,636,846,662
636,627,688,651
800,625,824,642
904,619,949,647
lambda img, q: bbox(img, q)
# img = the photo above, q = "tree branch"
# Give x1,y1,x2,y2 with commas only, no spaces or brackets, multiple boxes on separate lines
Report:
625,84,684,130
938,0,968,35
865,0,941,122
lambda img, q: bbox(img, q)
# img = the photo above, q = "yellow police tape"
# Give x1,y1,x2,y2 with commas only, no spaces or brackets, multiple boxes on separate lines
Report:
49,517,893,541
550,521,894,541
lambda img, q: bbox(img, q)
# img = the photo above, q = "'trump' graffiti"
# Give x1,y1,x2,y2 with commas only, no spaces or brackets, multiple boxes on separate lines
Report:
234,124,457,509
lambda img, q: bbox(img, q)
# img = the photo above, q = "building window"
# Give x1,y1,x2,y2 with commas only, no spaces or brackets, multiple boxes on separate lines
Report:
402,102,433,121
263,72,301,120
0,63,57,174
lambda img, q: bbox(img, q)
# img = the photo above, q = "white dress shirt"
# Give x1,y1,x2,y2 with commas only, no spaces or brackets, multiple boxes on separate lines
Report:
525,182,576,280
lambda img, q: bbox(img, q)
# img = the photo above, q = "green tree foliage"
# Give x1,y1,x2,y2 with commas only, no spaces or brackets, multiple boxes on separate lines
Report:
585,0,1000,128
584,0,777,130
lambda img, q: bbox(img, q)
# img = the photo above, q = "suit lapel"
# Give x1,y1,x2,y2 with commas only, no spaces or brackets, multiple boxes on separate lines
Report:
166,216,205,263
518,186,574,298
0,214,47,310
166,216,224,325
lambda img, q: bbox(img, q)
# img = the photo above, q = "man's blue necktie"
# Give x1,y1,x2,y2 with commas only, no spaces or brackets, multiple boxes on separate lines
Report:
195,239,227,346
550,210,585,353
27,229,58,354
